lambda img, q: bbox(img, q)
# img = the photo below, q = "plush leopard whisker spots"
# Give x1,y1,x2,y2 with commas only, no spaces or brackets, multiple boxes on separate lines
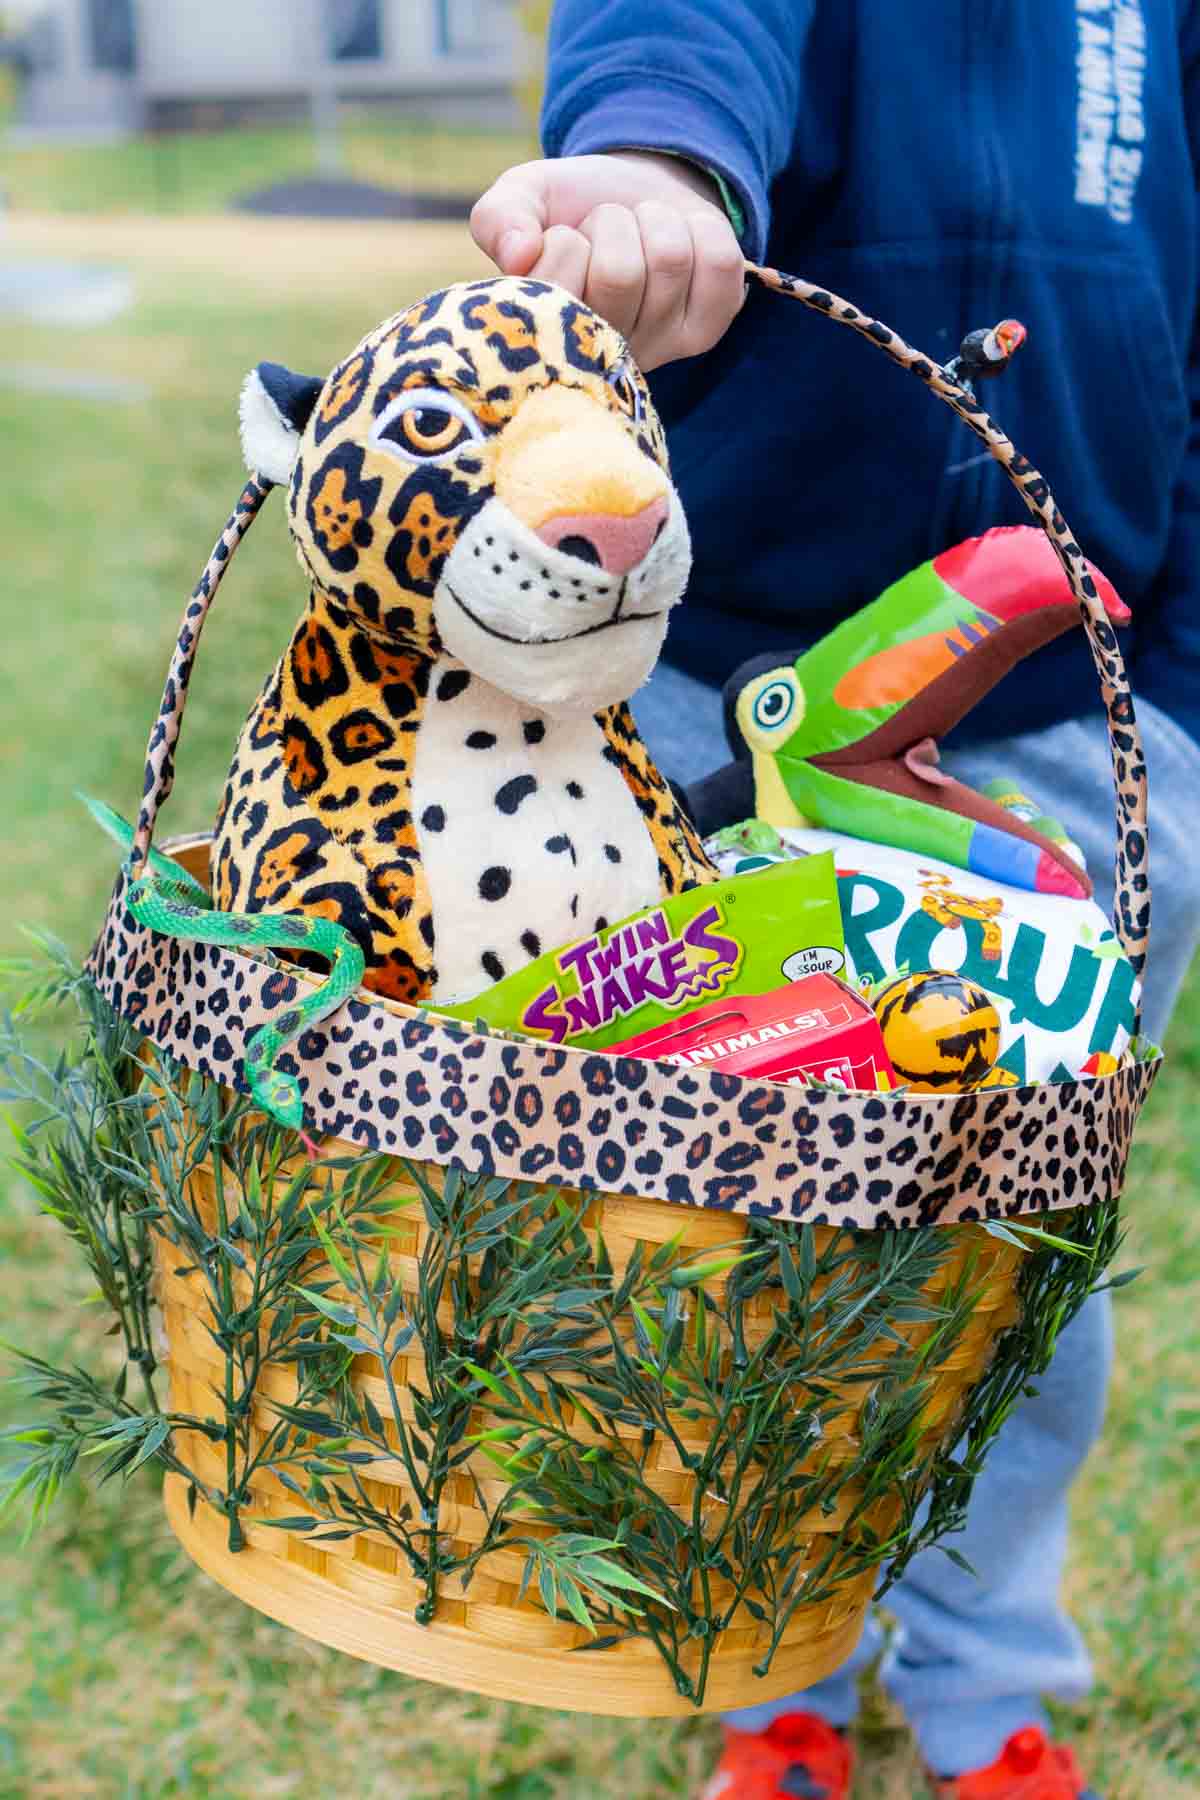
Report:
467,730,497,749
523,718,545,745
481,950,506,981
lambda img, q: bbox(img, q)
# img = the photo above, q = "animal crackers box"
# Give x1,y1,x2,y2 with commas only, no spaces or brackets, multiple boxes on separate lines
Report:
610,974,898,1091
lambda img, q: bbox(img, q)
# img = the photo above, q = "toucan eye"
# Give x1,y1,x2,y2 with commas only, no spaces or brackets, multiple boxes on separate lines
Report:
752,679,796,732
370,388,484,463
606,362,643,422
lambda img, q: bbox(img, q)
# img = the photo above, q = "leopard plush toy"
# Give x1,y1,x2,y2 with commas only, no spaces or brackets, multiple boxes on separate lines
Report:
216,276,714,1012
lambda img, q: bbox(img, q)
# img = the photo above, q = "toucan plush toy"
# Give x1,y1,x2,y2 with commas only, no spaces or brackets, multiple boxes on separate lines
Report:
687,526,1130,899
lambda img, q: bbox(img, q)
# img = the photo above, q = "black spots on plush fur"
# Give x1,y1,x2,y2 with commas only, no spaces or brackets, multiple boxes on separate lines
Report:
566,780,584,799
545,833,577,865
312,347,374,444
328,708,396,765
521,930,541,958
481,950,506,981
324,785,367,818
290,620,350,707
436,668,471,702
280,716,327,796
350,633,383,686
384,463,488,598
421,805,446,832
561,300,608,374
522,718,546,745
479,866,512,902
296,880,376,960
382,602,420,640
352,580,380,623
382,677,421,720
306,443,383,574
459,290,540,372
372,944,431,1004
467,730,497,750
604,843,622,864
374,808,414,845
495,774,537,815
247,819,329,909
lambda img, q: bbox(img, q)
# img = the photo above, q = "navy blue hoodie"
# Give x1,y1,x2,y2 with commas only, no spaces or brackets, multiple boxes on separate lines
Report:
542,0,1200,747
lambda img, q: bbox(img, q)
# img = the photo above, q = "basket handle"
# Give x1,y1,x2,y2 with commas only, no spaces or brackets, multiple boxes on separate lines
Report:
747,264,1151,983
128,279,1151,988
127,475,273,883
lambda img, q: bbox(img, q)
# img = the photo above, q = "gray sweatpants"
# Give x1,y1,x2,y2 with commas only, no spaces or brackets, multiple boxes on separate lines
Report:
632,667,1200,1776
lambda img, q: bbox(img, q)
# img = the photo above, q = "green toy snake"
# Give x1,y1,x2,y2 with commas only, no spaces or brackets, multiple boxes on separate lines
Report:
86,796,364,1132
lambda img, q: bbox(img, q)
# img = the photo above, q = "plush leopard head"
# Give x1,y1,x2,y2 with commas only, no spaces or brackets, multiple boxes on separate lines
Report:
239,277,691,714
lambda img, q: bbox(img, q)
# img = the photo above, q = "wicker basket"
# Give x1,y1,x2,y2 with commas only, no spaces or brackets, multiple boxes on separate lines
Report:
155,1133,1019,1716
84,272,1162,1716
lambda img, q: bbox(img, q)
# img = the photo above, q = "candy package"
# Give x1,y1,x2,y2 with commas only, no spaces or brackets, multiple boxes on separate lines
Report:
435,853,845,1050
705,826,1139,1085
612,974,898,1091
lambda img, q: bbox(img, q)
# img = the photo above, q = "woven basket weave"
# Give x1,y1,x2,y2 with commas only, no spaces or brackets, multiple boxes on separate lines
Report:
85,271,1161,1715
155,1140,1019,1715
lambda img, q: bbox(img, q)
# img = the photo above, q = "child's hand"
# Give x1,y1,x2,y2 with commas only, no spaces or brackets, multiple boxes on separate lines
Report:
470,152,745,370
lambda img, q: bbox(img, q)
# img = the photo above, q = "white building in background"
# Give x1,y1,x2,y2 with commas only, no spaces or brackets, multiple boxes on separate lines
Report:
4,0,521,135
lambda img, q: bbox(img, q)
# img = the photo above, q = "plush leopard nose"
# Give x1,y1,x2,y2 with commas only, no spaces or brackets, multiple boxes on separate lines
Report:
535,497,669,575
494,386,670,557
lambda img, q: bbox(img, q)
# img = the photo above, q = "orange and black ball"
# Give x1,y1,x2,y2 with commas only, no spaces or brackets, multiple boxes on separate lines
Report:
872,970,1001,1092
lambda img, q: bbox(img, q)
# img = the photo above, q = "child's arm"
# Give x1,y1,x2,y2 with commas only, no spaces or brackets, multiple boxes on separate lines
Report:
471,0,812,370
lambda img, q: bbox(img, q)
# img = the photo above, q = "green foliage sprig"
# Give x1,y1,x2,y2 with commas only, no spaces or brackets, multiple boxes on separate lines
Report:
0,960,1127,1705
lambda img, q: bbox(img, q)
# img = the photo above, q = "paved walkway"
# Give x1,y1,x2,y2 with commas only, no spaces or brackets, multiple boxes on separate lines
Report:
0,256,133,325
234,175,470,222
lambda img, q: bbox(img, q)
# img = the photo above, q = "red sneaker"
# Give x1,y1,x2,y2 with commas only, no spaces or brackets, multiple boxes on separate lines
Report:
698,1713,855,1800
931,1726,1099,1799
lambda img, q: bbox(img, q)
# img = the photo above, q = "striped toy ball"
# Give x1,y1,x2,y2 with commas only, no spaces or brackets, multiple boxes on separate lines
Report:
872,970,1001,1092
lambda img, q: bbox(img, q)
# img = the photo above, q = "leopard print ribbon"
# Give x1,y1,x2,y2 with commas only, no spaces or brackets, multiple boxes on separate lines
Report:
746,265,1151,985
128,474,274,882
86,867,1160,1228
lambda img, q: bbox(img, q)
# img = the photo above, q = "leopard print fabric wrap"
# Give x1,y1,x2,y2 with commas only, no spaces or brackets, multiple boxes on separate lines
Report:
748,265,1151,986
129,475,273,880
87,855,1159,1228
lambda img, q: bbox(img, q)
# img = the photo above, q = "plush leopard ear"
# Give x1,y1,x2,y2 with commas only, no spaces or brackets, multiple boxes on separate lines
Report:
238,361,324,485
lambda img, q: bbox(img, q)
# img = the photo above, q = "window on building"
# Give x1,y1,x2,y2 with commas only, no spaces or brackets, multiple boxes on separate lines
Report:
327,0,383,61
86,0,136,74
435,0,508,58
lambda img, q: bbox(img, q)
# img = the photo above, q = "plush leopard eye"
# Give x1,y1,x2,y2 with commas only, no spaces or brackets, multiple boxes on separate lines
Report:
370,388,484,464
606,363,643,422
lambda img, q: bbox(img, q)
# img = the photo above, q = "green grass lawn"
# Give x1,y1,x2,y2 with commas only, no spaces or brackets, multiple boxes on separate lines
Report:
0,216,1196,1799
0,115,536,216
